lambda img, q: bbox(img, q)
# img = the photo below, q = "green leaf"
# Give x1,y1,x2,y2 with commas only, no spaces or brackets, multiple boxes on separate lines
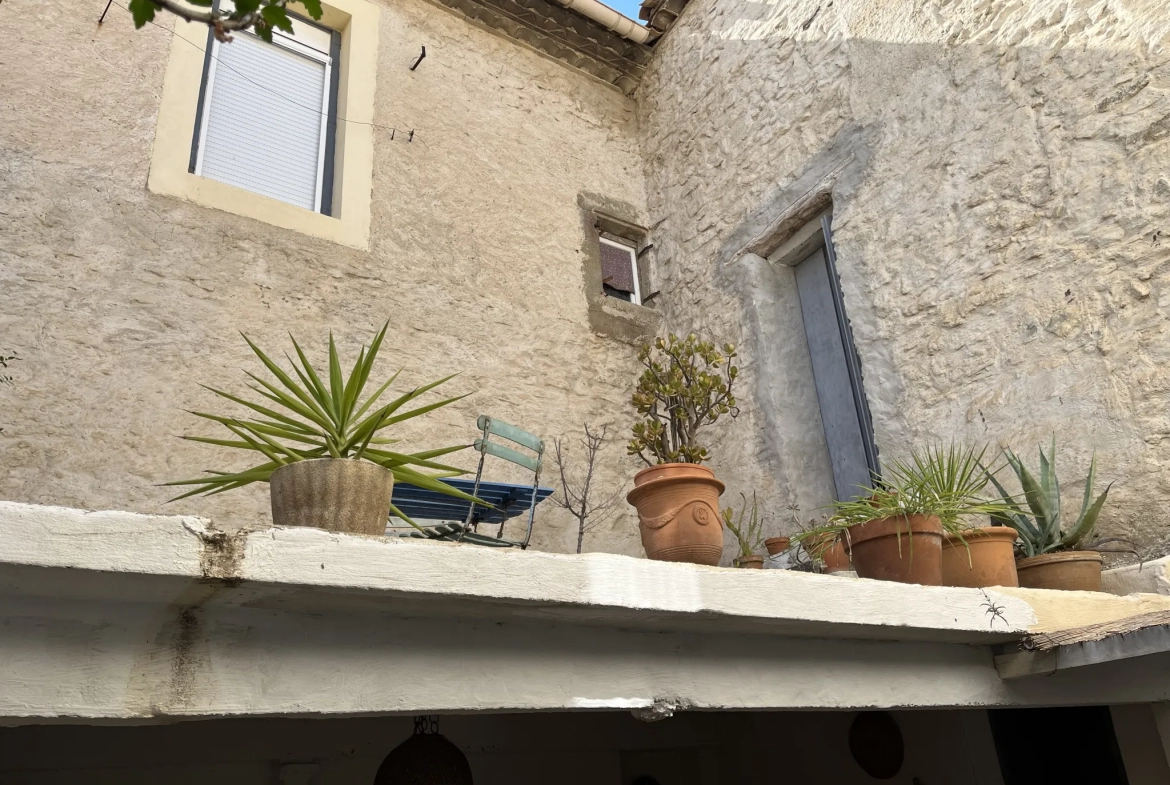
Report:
299,0,324,19
1063,476,1111,550
260,4,295,34
388,501,428,533
1005,449,1053,535
288,335,331,410
350,369,402,423
128,0,156,27
244,373,336,435
340,346,367,431
392,466,493,507
234,0,262,13
241,333,334,427
200,385,318,436
328,333,344,424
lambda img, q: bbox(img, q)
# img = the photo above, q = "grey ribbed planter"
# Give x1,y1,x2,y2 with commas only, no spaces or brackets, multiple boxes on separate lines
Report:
269,458,394,535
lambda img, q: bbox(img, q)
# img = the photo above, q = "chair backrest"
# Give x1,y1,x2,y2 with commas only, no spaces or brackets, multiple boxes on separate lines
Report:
464,415,545,548
473,415,544,475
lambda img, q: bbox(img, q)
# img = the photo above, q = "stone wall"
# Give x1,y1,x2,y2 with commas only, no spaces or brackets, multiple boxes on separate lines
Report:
639,0,1170,555
0,0,649,554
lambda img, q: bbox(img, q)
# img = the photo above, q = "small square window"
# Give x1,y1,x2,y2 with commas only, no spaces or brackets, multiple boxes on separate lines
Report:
190,16,339,214
599,236,641,305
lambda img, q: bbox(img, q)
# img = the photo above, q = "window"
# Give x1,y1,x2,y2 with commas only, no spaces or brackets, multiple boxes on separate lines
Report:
599,236,642,305
190,15,340,214
781,214,879,500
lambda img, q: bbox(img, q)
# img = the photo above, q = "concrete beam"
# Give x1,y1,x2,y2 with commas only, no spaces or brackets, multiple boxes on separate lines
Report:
996,624,1170,679
8,502,1170,723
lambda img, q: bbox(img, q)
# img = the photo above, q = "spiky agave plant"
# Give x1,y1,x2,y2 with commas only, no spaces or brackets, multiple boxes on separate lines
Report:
165,322,485,527
986,438,1111,557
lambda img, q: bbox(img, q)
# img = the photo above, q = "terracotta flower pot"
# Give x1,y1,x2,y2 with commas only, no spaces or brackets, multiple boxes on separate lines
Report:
941,527,1020,588
764,536,791,556
1016,551,1103,592
627,463,725,566
735,555,765,569
843,514,944,585
269,458,394,536
822,538,852,573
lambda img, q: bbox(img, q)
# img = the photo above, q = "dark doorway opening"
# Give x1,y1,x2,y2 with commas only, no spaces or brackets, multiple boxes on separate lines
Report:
989,706,1129,785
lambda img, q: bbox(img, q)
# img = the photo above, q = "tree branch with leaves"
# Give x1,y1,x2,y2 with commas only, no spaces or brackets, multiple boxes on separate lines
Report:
551,424,622,554
126,0,323,43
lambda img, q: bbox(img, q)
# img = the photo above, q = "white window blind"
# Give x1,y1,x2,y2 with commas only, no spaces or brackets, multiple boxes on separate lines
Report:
195,29,332,212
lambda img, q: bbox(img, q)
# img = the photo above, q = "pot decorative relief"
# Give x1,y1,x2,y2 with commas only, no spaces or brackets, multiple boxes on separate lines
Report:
627,463,725,566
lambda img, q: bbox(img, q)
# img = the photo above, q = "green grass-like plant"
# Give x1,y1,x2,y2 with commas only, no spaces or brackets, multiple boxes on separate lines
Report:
165,322,484,527
723,491,766,561
794,444,1011,551
985,438,1111,557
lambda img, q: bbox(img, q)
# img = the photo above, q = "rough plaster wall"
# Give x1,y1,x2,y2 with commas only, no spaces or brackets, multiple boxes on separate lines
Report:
0,0,649,554
639,0,1170,554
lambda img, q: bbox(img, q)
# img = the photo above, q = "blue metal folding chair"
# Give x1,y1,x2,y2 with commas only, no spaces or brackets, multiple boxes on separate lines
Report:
389,416,551,548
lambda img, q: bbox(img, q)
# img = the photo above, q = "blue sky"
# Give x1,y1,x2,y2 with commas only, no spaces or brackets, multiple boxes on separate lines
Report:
601,0,646,23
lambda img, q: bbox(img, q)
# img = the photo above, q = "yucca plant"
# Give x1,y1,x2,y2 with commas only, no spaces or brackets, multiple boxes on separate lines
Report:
793,444,1010,553
986,438,1111,557
165,322,485,527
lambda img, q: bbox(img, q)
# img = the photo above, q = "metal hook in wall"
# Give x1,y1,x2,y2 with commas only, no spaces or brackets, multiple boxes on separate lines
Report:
410,46,426,71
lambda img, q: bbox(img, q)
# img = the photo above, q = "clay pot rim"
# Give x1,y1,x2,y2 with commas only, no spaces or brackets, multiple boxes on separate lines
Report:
272,456,392,472
943,526,1020,546
1016,550,1103,568
626,466,726,505
633,462,717,481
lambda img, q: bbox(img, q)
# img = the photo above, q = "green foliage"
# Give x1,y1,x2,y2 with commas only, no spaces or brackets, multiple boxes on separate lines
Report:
723,491,766,560
165,323,483,527
628,333,739,465
127,0,324,44
792,445,1010,552
985,438,1112,557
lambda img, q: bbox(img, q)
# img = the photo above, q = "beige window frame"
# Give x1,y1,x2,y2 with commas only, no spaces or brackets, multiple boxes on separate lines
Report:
147,0,379,250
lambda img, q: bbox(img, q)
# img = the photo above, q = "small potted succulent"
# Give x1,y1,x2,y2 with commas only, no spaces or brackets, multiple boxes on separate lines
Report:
798,445,1008,585
985,439,1116,591
166,323,483,535
626,333,738,566
724,492,766,568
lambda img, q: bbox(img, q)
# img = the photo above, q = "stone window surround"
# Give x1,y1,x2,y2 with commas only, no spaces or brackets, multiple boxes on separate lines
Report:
577,192,661,345
147,0,379,251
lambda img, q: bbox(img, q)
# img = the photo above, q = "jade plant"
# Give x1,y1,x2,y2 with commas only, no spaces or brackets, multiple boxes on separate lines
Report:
723,492,766,563
165,322,483,525
628,333,739,465
985,439,1112,557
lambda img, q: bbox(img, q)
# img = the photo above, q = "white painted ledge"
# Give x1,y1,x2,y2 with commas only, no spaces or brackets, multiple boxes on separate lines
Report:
8,502,1170,721
1102,556,1170,597
0,500,1036,644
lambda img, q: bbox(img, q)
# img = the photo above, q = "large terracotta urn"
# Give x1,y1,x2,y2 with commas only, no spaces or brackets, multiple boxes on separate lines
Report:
627,463,725,566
